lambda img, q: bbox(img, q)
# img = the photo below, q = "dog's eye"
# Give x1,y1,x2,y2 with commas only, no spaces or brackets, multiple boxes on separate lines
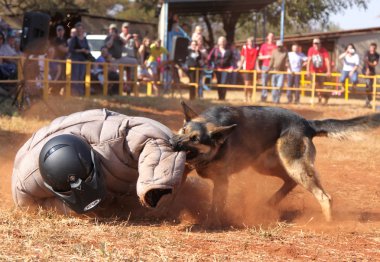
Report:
190,135,198,142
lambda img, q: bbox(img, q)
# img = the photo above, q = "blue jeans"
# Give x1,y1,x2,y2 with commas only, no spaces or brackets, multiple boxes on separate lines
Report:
271,74,284,103
71,62,86,96
340,70,358,84
287,73,301,103
261,65,270,101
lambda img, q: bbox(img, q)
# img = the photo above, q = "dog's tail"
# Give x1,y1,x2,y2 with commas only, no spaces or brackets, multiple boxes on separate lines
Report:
309,113,380,140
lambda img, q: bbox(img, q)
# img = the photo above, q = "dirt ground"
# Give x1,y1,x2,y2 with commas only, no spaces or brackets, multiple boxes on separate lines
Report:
0,93,379,261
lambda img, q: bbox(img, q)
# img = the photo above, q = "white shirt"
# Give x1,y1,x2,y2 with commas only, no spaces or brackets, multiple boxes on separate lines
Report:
288,51,307,72
342,53,359,71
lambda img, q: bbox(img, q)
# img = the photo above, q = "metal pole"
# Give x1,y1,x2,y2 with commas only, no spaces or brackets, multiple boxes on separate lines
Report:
280,0,286,42
262,7,266,40
254,12,258,43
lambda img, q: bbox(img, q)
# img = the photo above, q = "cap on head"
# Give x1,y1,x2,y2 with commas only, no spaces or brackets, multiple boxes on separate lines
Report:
122,22,130,28
313,38,321,44
276,40,283,46
109,23,117,29
56,25,64,31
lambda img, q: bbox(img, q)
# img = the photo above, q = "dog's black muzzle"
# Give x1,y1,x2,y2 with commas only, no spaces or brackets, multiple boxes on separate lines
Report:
170,135,199,160
169,135,183,152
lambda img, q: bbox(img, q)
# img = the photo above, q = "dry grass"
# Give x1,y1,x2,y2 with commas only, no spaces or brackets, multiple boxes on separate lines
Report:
0,91,379,261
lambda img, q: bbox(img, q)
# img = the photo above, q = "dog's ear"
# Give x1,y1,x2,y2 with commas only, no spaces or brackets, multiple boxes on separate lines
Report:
209,124,237,144
181,100,198,122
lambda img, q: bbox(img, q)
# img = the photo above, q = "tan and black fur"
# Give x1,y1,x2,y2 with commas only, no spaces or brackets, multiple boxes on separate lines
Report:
171,101,380,223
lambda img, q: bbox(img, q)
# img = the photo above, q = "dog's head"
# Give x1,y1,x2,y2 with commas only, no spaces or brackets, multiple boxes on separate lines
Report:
170,101,237,164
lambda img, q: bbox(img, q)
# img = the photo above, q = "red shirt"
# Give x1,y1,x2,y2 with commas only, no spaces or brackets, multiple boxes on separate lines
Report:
259,42,276,67
240,44,258,70
307,47,329,73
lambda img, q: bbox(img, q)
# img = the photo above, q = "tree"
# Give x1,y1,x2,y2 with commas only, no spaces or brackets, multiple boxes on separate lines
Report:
206,0,369,44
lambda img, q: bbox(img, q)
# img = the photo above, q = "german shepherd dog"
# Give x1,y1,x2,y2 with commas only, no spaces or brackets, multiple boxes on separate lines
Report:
171,101,380,223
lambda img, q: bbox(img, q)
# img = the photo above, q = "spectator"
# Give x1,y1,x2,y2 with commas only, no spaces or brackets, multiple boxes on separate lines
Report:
265,40,289,104
0,30,17,58
67,28,77,46
0,31,18,82
185,40,202,100
287,42,307,104
6,29,18,54
137,37,153,81
53,25,68,60
191,25,204,43
339,43,359,94
120,22,140,59
207,36,233,100
105,24,125,60
237,37,259,102
68,22,91,96
306,38,331,104
46,46,63,95
53,25,68,91
230,42,241,86
93,46,119,95
119,22,132,51
258,32,276,102
362,42,379,108
146,39,169,95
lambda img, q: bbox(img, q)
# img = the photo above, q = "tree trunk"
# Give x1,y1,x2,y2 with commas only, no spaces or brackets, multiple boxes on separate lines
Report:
202,14,214,51
222,12,240,45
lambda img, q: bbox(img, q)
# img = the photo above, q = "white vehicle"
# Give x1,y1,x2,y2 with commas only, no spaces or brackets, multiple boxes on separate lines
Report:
86,34,107,60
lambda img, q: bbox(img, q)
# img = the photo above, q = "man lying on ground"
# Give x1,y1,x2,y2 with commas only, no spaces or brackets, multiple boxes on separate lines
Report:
12,109,186,215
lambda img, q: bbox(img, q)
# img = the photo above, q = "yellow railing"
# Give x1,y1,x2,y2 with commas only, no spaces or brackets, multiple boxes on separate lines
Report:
0,56,378,111
187,67,379,111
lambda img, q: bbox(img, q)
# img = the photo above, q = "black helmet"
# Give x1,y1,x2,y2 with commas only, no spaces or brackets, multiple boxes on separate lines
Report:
39,134,105,213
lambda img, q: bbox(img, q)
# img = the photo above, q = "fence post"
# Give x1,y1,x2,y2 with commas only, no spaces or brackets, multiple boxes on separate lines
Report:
311,73,316,107
253,70,257,102
195,68,199,98
17,57,23,83
372,75,377,112
65,59,72,98
133,65,139,96
103,63,108,96
147,81,152,96
85,62,91,97
42,59,49,100
344,77,349,100
300,71,305,97
118,64,124,95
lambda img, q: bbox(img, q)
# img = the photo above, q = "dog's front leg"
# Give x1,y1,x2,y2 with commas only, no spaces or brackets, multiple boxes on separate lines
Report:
207,174,229,228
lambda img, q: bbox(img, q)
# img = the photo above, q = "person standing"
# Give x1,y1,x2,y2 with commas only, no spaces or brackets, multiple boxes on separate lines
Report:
68,22,91,96
306,38,331,104
237,37,259,102
258,32,276,102
363,42,379,108
265,40,289,104
53,25,68,92
146,39,169,95
207,36,233,100
105,24,125,60
287,43,307,104
338,43,359,94
185,40,202,100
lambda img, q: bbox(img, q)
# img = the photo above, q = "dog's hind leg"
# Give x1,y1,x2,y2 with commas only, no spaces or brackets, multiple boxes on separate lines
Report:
277,135,332,222
268,176,297,206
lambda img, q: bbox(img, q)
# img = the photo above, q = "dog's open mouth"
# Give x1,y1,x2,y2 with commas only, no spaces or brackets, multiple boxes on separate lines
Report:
185,147,199,160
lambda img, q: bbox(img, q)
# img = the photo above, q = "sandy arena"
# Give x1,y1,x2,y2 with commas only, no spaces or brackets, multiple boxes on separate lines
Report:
0,94,379,260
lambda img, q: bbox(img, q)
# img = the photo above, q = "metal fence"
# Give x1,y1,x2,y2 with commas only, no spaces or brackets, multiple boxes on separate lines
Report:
0,56,378,111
